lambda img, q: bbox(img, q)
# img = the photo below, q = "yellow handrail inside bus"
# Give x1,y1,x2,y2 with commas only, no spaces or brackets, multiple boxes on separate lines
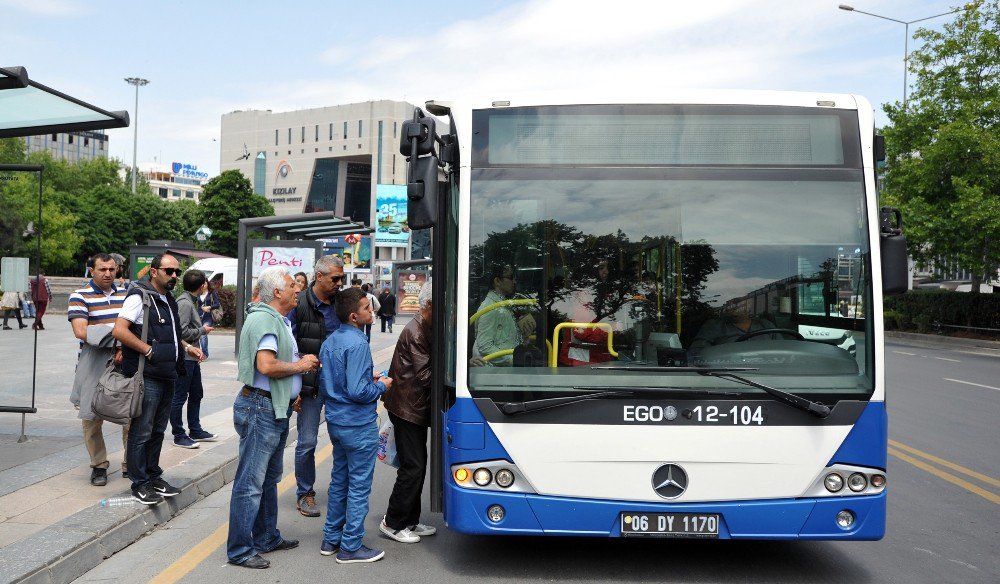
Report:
468,298,538,325
551,322,618,367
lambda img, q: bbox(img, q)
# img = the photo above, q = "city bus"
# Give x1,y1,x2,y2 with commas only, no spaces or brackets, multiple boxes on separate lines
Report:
402,91,908,540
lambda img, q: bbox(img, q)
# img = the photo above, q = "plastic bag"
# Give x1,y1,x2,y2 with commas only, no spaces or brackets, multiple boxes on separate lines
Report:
377,418,399,468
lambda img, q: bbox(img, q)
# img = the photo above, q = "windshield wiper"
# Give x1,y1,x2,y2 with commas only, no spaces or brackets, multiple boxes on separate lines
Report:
500,390,631,415
701,371,831,418
499,386,741,416
591,365,831,418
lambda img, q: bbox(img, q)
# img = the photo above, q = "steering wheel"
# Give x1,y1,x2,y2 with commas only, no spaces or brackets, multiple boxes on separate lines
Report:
735,328,805,342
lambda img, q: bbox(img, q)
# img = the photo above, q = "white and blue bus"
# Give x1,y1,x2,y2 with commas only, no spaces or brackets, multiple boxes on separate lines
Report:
403,91,908,540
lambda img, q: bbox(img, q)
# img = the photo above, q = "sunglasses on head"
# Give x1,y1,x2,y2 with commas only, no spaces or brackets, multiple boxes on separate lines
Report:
158,268,181,276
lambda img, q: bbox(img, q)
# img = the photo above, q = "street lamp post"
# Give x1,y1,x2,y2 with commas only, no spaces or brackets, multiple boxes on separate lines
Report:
838,4,966,106
124,77,149,194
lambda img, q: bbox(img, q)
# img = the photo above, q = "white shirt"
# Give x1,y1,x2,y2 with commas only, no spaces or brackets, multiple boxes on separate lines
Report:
120,291,179,361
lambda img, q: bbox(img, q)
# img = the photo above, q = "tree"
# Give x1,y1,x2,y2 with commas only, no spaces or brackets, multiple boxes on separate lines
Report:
199,170,273,257
881,0,1000,291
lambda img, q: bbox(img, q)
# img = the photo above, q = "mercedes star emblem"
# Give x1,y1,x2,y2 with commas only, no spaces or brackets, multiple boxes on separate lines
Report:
652,463,688,499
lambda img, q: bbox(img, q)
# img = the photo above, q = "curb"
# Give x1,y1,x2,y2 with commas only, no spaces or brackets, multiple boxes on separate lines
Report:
1,437,242,584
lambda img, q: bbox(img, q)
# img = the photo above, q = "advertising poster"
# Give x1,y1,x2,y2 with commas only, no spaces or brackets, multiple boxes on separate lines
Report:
251,247,317,277
320,235,372,270
375,184,410,247
396,270,428,314
132,255,154,280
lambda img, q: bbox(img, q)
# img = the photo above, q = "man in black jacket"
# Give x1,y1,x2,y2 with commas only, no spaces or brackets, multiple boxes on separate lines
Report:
113,254,205,505
377,286,396,333
288,255,344,517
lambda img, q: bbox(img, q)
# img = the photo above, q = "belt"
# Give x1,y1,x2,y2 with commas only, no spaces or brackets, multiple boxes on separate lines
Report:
241,385,272,400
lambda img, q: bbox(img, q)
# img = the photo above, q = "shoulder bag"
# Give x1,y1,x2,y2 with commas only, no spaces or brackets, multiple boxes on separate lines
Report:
92,290,151,425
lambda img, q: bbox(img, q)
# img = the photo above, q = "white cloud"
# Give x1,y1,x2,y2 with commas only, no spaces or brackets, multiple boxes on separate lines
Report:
0,0,85,16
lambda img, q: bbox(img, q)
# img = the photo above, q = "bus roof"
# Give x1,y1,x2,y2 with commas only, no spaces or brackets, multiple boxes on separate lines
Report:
427,90,870,115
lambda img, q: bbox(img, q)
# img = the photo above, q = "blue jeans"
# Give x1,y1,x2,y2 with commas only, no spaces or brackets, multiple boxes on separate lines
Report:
294,392,324,498
199,335,209,358
323,421,379,552
380,316,394,332
227,392,290,564
170,360,204,439
128,375,173,489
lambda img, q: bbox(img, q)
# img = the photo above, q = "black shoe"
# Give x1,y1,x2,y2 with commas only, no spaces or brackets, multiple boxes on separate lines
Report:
132,484,164,505
1,326,11,330
264,539,299,552
232,554,270,569
18,324,28,329
90,468,108,486
150,477,181,497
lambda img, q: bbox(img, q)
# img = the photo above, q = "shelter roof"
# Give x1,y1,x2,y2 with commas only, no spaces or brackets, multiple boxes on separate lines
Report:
0,66,129,138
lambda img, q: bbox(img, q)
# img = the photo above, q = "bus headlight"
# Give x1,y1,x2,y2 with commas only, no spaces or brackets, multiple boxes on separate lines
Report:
836,510,855,529
450,460,534,493
495,468,515,488
473,468,493,486
847,473,868,492
870,474,886,488
824,473,844,492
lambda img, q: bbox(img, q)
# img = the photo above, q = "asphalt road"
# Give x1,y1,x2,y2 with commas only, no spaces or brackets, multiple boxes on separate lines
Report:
73,340,1000,584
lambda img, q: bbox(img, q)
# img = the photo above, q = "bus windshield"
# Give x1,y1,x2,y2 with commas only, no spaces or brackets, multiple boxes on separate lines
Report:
466,105,873,399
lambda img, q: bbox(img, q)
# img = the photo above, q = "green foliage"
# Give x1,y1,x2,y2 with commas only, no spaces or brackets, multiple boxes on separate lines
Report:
881,0,1000,291
0,149,211,275
884,289,1000,333
199,170,274,258
0,137,26,164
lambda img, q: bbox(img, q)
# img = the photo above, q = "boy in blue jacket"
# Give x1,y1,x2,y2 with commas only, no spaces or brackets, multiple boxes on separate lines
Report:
318,286,393,563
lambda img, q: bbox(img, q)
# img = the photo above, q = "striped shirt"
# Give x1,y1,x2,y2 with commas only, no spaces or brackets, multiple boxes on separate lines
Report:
67,280,127,325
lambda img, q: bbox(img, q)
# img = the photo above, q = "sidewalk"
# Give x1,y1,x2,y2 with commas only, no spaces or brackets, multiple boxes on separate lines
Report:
0,314,407,584
885,330,1000,353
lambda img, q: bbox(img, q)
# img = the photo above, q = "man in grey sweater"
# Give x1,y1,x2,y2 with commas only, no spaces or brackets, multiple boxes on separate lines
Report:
170,269,216,448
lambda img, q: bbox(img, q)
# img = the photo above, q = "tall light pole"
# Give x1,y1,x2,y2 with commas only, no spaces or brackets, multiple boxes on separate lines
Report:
838,4,966,107
124,77,149,194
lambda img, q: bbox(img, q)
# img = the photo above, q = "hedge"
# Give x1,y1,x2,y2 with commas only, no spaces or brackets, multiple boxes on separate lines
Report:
883,289,1000,334
217,285,237,328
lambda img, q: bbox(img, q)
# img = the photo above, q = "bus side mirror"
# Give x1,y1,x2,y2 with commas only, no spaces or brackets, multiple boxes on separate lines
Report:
408,155,439,229
399,117,436,157
879,207,908,295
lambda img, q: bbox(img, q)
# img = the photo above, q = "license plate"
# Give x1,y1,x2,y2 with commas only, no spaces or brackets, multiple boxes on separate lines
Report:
620,512,719,538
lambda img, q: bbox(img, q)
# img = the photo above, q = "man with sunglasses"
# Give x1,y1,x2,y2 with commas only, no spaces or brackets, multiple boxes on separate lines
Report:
113,253,204,505
288,254,344,517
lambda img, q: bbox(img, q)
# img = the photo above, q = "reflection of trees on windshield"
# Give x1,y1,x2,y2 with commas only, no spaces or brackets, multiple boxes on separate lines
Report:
469,220,719,361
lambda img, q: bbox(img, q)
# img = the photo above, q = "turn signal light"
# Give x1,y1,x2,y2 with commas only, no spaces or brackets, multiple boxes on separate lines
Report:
454,468,470,483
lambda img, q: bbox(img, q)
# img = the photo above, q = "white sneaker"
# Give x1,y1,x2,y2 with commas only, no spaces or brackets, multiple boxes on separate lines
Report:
409,523,436,536
379,517,420,543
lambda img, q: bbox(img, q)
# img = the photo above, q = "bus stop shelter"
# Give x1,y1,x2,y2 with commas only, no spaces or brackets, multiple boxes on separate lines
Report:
0,66,129,439
234,212,373,352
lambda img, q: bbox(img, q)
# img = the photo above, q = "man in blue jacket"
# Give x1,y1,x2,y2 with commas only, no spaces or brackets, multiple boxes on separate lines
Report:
318,286,393,563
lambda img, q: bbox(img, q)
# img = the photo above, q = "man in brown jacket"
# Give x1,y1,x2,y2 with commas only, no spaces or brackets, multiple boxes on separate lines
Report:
378,282,436,544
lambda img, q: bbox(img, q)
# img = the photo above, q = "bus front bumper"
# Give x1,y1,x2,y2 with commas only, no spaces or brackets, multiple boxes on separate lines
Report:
443,483,885,540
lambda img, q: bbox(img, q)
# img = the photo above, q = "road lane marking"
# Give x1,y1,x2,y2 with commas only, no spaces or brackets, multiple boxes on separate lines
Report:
892,351,917,356
954,350,1000,358
151,443,334,584
943,378,1000,392
888,448,1000,506
889,440,1000,489
931,356,961,362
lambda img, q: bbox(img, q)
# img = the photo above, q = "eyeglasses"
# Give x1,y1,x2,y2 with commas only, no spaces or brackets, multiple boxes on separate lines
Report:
323,274,344,283
158,268,181,276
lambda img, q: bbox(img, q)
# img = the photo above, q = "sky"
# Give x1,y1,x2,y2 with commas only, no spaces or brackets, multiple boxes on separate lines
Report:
0,0,969,177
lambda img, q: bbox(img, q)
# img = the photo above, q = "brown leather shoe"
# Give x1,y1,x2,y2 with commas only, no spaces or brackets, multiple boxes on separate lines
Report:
297,493,320,517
